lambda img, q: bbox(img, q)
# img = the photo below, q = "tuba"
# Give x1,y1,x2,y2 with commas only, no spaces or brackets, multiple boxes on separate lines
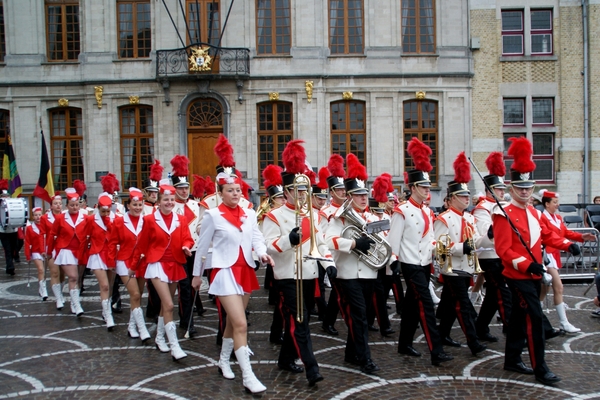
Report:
463,225,483,274
335,199,392,270
435,234,457,276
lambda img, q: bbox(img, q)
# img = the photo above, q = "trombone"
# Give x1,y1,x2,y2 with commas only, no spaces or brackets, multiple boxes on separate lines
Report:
463,225,483,274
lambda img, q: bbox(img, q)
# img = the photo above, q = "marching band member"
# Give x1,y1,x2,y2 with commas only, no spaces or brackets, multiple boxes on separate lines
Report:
80,192,115,330
24,207,48,300
41,193,65,309
387,138,452,366
107,187,151,342
192,170,273,394
0,180,18,275
48,188,87,316
143,159,163,322
170,155,203,337
494,137,580,385
319,154,347,336
325,153,380,374
131,180,194,360
310,167,331,324
539,189,594,333
434,152,487,356
263,140,335,386
74,180,94,215
472,152,512,340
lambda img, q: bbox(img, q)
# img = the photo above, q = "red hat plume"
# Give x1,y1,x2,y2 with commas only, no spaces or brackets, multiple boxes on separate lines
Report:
170,155,190,177
453,152,471,184
204,176,216,196
372,175,389,203
73,179,86,197
262,165,283,188
317,167,330,190
407,138,433,172
306,169,317,186
235,169,252,200
149,159,164,182
485,151,506,177
0,179,8,191
507,137,536,173
192,174,206,199
100,173,120,193
282,139,306,174
403,171,409,183
214,134,235,168
346,154,368,181
381,172,394,192
327,154,345,178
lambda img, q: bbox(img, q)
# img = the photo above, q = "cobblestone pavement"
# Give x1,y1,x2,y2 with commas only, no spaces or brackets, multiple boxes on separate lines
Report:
1,260,599,399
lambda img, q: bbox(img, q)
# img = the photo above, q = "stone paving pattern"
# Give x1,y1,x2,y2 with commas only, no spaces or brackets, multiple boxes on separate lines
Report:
0,260,599,399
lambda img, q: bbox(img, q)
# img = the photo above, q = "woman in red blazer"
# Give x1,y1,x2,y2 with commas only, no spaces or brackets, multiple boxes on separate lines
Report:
25,207,47,300
40,194,65,309
80,193,115,330
539,189,595,333
107,188,151,342
48,188,87,316
132,182,193,360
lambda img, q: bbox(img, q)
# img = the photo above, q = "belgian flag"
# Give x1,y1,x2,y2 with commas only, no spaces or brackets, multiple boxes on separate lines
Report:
33,131,55,203
2,134,22,198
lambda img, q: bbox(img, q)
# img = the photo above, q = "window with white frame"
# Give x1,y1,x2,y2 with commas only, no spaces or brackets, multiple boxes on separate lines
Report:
501,8,553,56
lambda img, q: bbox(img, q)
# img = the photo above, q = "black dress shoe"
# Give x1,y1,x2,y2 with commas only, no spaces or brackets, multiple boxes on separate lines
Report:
197,308,207,317
504,362,534,375
269,334,284,345
398,345,421,357
322,325,339,336
381,327,395,337
344,355,361,366
469,342,487,356
368,325,379,332
278,362,304,373
309,308,318,316
6,269,15,276
308,373,324,387
545,329,564,340
478,332,499,342
431,352,454,366
360,359,380,374
535,371,561,385
442,336,462,347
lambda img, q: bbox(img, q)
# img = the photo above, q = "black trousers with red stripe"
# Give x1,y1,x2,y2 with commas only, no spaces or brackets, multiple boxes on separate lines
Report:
384,273,404,314
336,278,375,363
438,274,479,347
367,268,392,332
398,263,444,356
275,278,320,379
475,258,512,335
505,278,550,376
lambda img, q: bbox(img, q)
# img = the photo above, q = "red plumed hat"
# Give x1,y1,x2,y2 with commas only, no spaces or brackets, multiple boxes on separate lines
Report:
407,138,433,172
100,173,120,194
192,174,206,200
372,174,390,203
326,154,345,189
170,155,190,187
453,152,471,184
483,151,507,189
317,167,330,190
146,159,164,191
262,165,283,188
508,137,536,187
381,172,394,192
214,134,236,174
306,169,317,186
345,154,368,194
73,179,86,197
204,176,216,196
281,139,308,188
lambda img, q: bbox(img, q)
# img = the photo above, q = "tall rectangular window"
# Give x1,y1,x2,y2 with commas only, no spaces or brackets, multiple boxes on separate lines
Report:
49,108,84,189
187,0,220,46
120,106,154,189
331,101,366,166
503,98,525,125
401,0,435,54
117,0,151,59
0,1,5,63
329,0,364,55
531,9,552,55
501,10,523,55
257,102,292,186
46,1,80,62
256,0,291,55
403,100,438,184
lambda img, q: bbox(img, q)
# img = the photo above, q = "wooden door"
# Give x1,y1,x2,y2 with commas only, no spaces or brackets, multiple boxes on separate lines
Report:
188,132,220,178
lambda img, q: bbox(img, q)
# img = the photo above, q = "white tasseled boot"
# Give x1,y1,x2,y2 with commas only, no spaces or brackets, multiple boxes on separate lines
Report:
164,321,187,360
52,284,64,310
127,313,140,338
101,299,115,331
218,338,235,379
429,281,440,305
39,280,48,301
235,345,266,394
132,307,151,342
155,316,170,353
556,302,581,333
69,289,84,316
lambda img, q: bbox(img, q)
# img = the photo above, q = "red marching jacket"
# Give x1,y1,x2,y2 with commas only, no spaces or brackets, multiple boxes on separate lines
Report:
48,211,88,257
540,211,584,269
107,213,144,270
24,223,45,261
79,213,114,267
40,212,59,254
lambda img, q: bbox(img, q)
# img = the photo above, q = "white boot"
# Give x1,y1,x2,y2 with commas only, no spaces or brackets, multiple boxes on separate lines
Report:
556,302,581,333
235,345,266,394
101,299,115,331
165,321,187,360
69,289,84,316
127,313,140,338
429,281,440,305
132,307,151,342
218,338,235,379
39,280,48,301
155,316,170,352
52,284,64,309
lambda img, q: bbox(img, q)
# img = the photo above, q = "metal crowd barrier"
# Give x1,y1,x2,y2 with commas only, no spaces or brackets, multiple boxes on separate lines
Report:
559,227,599,280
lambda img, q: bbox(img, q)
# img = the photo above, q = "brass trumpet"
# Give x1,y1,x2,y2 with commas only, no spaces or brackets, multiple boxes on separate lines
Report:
463,225,483,274
435,234,457,275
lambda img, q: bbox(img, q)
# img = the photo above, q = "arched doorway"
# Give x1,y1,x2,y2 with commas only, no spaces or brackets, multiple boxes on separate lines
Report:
187,98,223,178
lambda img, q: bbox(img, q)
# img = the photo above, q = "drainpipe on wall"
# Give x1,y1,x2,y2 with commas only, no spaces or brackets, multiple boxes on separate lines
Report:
582,0,590,204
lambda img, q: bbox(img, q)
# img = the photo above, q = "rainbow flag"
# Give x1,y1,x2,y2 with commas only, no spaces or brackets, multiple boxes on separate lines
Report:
32,131,55,203
2,134,22,197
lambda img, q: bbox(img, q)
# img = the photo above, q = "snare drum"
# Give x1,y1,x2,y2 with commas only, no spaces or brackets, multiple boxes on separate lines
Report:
0,198,28,229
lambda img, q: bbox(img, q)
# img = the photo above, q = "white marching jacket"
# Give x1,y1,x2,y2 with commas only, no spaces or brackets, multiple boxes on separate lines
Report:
173,198,201,251
472,197,505,260
387,199,435,267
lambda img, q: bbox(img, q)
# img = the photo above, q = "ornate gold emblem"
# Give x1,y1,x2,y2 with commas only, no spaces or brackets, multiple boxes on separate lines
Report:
189,46,213,72
129,95,140,104
94,86,103,109
269,92,280,101
305,81,314,103
415,91,426,99
58,98,69,107
342,91,353,100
